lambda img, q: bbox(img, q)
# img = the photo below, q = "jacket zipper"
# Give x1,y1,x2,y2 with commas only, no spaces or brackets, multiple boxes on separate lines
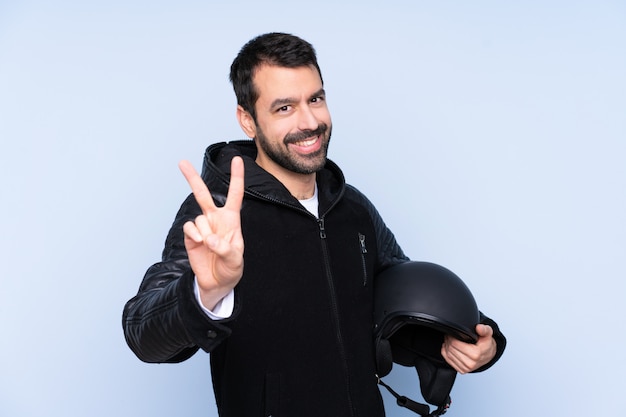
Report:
318,218,327,238
318,218,356,416
358,233,368,287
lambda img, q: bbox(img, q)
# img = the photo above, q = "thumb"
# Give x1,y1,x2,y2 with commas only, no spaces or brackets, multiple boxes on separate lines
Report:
476,324,493,338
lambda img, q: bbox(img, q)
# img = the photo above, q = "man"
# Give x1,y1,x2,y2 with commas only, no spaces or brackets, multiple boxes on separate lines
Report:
123,32,505,416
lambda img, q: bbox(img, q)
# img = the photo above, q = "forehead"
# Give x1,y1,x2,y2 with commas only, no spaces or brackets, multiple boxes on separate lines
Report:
252,64,323,103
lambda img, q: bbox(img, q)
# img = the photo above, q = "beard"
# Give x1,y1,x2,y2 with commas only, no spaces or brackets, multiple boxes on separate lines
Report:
255,122,332,175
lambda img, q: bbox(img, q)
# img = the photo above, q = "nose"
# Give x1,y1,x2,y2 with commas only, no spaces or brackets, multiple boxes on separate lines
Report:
297,104,319,132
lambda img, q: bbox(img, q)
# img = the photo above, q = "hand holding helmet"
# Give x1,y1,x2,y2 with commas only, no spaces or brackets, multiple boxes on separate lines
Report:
442,323,497,374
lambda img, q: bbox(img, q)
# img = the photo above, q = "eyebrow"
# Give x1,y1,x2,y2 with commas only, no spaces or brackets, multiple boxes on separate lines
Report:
269,88,326,110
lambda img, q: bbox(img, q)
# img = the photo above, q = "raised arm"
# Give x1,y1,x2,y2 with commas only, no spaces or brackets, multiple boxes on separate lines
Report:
179,156,245,310
123,156,245,363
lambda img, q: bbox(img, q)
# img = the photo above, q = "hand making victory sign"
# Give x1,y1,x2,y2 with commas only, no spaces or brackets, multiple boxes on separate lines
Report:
178,156,245,311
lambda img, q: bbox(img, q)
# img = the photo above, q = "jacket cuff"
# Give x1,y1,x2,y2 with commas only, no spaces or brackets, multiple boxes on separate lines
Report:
177,269,239,353
472,312,507,373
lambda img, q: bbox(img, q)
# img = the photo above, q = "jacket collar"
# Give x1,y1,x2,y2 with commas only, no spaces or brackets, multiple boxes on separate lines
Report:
201,140,346,216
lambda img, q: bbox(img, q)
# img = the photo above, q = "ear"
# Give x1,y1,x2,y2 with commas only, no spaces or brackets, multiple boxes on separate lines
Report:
237,105,257,139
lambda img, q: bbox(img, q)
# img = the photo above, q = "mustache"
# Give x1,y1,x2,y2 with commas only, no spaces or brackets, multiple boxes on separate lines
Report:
284,123,329,144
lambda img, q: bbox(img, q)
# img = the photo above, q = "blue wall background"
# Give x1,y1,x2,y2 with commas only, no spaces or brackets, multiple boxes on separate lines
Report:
1,1,625,416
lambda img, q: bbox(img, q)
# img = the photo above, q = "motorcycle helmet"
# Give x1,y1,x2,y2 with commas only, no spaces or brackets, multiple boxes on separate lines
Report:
373,261,480,416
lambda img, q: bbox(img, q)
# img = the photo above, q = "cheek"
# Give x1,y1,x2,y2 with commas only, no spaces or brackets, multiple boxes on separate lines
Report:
261,120,292,142
315,107,332,125
279,116,306,136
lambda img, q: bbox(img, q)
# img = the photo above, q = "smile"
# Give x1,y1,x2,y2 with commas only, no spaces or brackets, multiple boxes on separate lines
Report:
293,136,319,147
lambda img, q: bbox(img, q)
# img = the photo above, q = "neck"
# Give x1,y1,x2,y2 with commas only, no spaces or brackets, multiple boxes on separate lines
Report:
288,174,317,200
274,170,317,200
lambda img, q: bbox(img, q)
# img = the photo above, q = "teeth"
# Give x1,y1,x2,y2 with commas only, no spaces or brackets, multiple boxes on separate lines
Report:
294,137,317,147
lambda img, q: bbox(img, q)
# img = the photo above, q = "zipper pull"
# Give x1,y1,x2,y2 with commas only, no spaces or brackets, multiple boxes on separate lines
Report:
359,233,368,286
318,218,327,239
359,233,367,253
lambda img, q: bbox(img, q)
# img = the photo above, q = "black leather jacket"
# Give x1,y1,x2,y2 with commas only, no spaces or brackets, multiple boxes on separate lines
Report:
123,141,504,416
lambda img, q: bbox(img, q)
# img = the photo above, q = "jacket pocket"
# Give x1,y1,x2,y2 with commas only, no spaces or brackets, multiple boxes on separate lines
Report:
264,372,281,417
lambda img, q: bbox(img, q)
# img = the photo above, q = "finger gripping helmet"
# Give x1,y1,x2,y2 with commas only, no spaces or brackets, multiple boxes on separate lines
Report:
373,261,480,415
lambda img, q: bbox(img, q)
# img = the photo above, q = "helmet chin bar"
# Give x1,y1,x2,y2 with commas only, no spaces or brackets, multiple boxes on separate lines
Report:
377,376,451,417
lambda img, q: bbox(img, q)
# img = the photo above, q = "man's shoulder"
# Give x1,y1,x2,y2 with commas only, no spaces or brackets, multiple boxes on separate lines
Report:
340,183,383,222
343,183,372,203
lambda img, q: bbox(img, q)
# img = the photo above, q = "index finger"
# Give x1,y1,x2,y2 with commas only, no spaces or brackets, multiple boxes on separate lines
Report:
178,159,216,213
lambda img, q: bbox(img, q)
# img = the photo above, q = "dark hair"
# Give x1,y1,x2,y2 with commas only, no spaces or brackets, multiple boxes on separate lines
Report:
229,32,323,121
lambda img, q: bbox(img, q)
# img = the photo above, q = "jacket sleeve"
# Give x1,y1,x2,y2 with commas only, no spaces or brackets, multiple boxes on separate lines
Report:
350,185,507,370
122,194,238,363
472,312,507,372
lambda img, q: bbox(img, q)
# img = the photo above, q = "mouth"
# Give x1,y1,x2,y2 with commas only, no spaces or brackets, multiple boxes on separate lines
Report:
293,136,319,147
283,123,328,155
288,135,321,153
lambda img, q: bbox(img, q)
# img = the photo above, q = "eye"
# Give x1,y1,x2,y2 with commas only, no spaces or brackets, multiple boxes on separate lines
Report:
276,105,291,113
